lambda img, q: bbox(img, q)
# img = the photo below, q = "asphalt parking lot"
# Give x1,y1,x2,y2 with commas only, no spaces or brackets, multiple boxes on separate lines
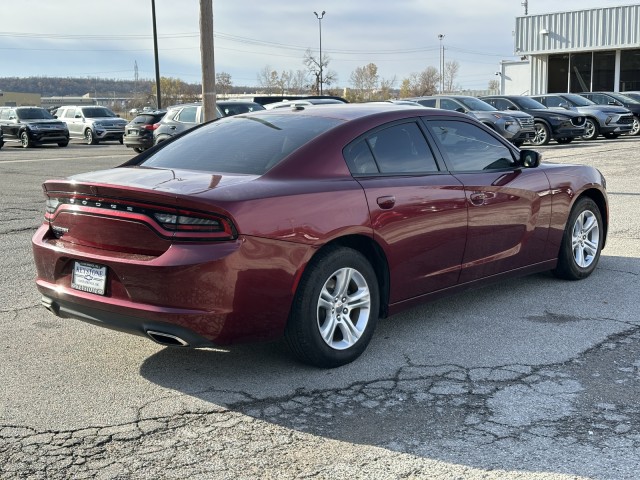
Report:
1,136,639,479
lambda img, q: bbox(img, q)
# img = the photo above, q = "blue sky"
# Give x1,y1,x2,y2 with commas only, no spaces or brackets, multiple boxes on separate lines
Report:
0,0,637,90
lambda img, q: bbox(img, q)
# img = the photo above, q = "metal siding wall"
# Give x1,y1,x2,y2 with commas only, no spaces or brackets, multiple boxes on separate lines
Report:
515,5,640,55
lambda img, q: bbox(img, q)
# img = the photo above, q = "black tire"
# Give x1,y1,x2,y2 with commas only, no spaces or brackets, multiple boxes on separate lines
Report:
285,246,379,368
552,197,603,280
581,118,599,140
531,122,550,146
119,136,124,145
602,133,620,139
58,141,69,147
20,131,32,148
513,141,524,148
85,129,98,145
556,137,573,144
133,147,144,153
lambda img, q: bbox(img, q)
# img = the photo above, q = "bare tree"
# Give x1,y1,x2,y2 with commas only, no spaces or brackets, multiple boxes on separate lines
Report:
257,65,277,93
303,48,337,94
290,69,310,94
488,78,500,93
399,67,439,97
443,60,460,93
216,72,232,98
379,76,397,100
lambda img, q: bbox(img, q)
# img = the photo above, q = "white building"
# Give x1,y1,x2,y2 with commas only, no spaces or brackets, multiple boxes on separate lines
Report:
499,4,640,95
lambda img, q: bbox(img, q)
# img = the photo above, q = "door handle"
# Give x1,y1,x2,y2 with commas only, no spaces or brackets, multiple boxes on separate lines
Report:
377,195,396,209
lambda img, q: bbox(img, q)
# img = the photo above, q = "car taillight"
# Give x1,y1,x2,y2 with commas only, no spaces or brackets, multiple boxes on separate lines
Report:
146,123,161,131
44,193,236,241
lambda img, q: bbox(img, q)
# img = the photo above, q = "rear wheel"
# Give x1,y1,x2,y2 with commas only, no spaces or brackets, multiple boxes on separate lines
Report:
553,197,603,280
20,132,32,148
285,246,379,368
531,122,550,146
133,147,144,153
581,118,599,140
85,129,98,145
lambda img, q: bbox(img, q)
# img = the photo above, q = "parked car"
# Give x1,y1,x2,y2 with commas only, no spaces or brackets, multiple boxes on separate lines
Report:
264,98,346,110
153,102,222,145
123,110,166,153
55,105,127,145
33,105,608,368
480,95,586,145
530,93,634,140
577,92,640,136
621,91,640,102
406,95,535,146
0,106,69,148
217,100,265,117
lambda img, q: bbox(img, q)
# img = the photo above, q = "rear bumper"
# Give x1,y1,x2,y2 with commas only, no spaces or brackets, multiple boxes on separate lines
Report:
31,224,308,346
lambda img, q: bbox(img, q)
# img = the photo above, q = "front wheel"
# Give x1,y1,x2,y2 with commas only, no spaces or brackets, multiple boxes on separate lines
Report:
285,246,379,368
553,197,603,280
629,116,640,136
20,131,32,148
531,122,550,146
85,129,98,145
581,118,599,140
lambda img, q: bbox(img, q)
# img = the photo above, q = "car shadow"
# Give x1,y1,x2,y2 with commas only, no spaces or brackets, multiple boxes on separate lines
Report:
138,254,640,478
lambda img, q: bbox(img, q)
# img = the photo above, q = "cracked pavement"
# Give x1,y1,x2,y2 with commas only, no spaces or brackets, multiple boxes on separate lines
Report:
1,140,639,479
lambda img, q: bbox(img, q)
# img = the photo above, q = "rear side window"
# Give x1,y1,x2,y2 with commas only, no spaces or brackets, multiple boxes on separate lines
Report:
139,113,342,175
176,107,198,123
344,122,439,175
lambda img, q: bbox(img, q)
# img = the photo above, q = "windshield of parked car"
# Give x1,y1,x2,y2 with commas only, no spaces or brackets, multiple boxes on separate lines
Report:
512,97,547,109
458,97,497,111
139,113,343,175
16,108,55,120
608,92,640,104
81,107,117,118
562,94,594,106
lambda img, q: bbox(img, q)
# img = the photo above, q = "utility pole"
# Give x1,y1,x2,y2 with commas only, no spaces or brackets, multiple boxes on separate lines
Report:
200,0,217,121
151,0,162,109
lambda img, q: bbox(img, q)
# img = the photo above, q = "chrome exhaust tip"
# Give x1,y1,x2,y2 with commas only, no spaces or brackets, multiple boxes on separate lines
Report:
146,330,189,347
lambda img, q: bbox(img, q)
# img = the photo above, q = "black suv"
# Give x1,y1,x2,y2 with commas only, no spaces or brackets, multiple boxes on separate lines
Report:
123,110,166,153
480,95,586,146
0,106,70,148
577,92,640,136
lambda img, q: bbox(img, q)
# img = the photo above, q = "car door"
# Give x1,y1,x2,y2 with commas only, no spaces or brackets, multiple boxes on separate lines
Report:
344,120,468,303
423,117,552,283
61,108,82,136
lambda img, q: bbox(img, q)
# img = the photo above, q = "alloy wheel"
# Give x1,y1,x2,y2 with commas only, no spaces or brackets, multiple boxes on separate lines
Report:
571,210,600,268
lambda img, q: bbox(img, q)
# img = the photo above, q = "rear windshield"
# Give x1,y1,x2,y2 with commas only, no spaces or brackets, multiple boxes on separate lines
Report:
131,114,165,124
139,113,343,175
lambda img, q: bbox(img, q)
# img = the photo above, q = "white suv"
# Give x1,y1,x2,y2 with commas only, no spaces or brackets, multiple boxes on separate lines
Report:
56,105,127,145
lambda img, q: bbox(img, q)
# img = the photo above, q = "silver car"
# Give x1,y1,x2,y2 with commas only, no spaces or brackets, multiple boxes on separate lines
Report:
531,93,634,140
56,105,127,145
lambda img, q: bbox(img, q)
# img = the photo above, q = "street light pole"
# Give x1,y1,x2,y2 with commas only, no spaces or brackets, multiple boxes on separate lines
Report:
438,34,445,93
314,11,326,95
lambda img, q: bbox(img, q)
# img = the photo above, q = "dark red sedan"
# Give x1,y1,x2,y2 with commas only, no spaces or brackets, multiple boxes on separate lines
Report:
32,105,608,367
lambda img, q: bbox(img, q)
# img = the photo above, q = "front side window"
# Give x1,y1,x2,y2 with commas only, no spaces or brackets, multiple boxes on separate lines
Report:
426,119,515,172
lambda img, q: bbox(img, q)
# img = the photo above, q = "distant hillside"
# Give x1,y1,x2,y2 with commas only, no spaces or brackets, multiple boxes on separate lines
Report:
0,77,157,97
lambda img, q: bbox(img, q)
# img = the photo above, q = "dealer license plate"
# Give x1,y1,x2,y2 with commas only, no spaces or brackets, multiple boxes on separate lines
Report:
71,262,107,295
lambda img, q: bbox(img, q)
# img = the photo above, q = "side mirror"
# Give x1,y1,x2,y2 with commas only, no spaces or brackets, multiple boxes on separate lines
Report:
75,114,82,118
507,106,518,111
559,102,570,109
520,149,541,168
455,107,466,113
